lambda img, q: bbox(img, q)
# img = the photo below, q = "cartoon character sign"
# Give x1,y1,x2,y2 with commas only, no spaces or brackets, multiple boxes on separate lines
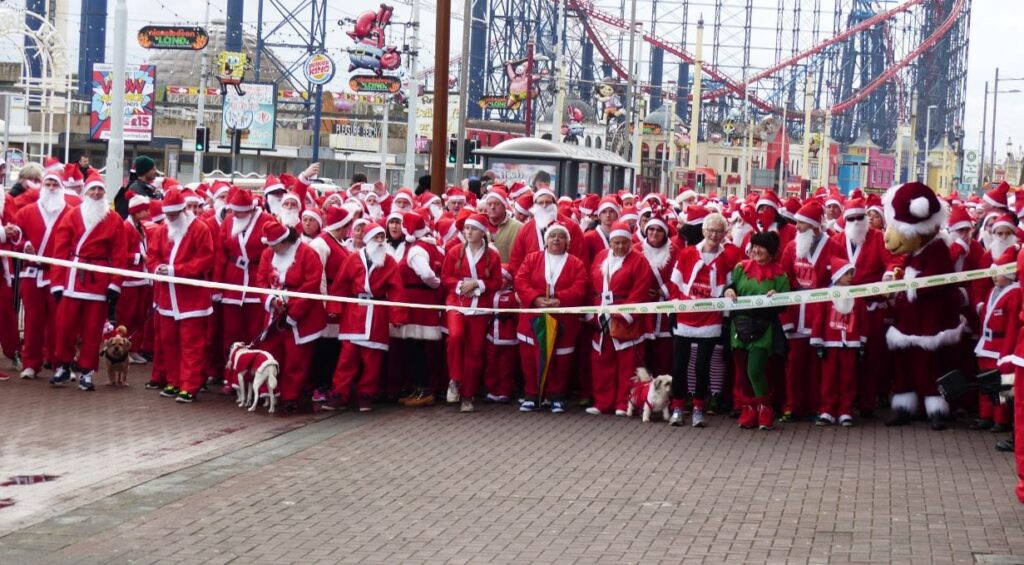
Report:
346,4,402,76
561,105,585,142
596,79,625,124
216,51,248,96
504,58,543,111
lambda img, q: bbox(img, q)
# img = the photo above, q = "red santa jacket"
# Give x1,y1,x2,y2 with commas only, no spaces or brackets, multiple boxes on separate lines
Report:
121,217,151,288
508,216,587,276
830,228,895,308
11,200,71,287
255,242,327,345
590,248,653,351
780,234,840,336
810,296,868,348
583,227,612,266
441,242,503,313
974,282,1021,373
329,249,407,350
670,243,741,338
395,239,445,338
886,236,965,351
487,287,519,346
635,239,679,340
950,236,988,312
0,190,18,287
214,211,275,305
148,216,215,319
49,206,128,301
1008,252,1024,370
514,250,589,356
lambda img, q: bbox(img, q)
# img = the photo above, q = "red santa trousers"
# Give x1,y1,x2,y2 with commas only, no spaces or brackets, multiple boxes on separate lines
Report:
892,345,955,399
54,297,107,372
115,286,151,352
0,281,18,359
819,348,858,418
19,278,57,371
858,308,891,411
520,343,571,400
591,340,639,413
221,303,266,359
204,303,224,379
1014,367,1024,504
978,358,1011,425
332,341,384,402
645,337,673,378
446,312,490,399
261,330,313,402
484,342,518,398
158,315,208,394
784,337,820,417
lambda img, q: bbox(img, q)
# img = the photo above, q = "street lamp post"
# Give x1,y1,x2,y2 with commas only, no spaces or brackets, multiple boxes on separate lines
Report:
924,104,937,184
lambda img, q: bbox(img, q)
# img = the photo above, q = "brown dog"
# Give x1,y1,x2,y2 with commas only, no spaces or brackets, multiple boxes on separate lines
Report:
101,326,132,387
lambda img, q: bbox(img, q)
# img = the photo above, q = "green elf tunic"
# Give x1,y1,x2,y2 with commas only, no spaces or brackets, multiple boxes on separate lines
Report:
728,259,790,398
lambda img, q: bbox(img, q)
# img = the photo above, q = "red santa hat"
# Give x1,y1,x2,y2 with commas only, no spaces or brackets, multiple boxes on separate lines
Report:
736,204,757,228
263,174,286,195
83,172,106,193
755,189,782,211
866,193,884,217
609,220,632,241
830,256,855,284
301,207,323,227
849,188,865,201
781,196,801,221
464,213,490,236
882,182,947,238
578,193,600,215
596,195,621,216
947,206,973,232
127,191,150,215
619,190,636,204
418,192,442,208
514,193,533,217
148,200,165,223
534,187,557,203
392,187,415,207
545,221,572,243
42,168,64,187
163,177,182,192
436,216,458,243
182,188,202,206
984,181,1011,210
991,213,1017,233
645,214,670,235
281,191,301,207
677,189,698,204
994,246,1018,279
620,206,639,223
843,198,866,219
509,181,531,200
323,206,354,232
402,212,430,241
482,187,509,209
162,188,186,213
44,156,63,174
261,220,289,246
63,163,84,190
685,205,709,226
825,190,844,210
794,200,824,229
211,181,232,200
445,187,468,202
228,188,255,212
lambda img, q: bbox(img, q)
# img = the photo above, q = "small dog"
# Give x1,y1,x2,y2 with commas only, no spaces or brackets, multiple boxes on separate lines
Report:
626,368,673,423
101,326,132,387
226,342,280,413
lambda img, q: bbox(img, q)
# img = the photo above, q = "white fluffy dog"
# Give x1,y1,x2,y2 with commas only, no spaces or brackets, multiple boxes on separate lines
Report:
226,342,280,413
626,368,673,423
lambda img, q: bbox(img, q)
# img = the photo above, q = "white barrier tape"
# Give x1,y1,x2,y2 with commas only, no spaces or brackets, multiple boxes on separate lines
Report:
0,249,1015,316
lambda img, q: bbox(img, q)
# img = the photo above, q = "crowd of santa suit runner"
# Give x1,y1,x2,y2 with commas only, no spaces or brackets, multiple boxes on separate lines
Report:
0,155,1022,503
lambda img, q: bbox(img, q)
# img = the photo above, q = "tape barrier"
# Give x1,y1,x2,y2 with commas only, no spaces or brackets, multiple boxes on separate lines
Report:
0,249,1015,316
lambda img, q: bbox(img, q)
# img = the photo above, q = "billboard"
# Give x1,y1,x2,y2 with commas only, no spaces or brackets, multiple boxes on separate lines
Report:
962,149,979,187
90,64,157,142
220,82,277,150
488,159,559,188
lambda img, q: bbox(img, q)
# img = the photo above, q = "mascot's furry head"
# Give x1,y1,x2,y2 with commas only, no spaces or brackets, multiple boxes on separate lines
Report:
882,182,948,255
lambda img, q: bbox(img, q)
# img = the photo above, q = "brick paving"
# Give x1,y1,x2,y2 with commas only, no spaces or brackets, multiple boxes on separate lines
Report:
1,353,1024,564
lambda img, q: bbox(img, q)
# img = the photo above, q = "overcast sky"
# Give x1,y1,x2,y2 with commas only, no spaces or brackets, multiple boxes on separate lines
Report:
47,0,1024,157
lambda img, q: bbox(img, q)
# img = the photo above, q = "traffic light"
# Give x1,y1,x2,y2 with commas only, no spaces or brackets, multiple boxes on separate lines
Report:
695,172,706,191
465,139,477,165
195,126,210,152
448,139,479,165
448,139,458,164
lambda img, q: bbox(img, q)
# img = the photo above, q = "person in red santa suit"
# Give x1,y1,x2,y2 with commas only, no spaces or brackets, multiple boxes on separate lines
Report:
584,221,653,416
636,214,678,377
754,190,797,250
515,223,589,414
778,199,840,421
9,171,74,379
0,184,21,370
829,197,897,417
583,195,621,265
299,207,322,243
508,188,587,276
485,266,520,403
147,188,215,403
1005,245,1024,503
308,206,354,404
214,188,275,387
442,213,503,412
972,249,1020,432
810,258,867,427
48,173,128,391
254,221,326,414
883,182,966,430
116,192,153,364
323,222,407,412
669,212,742,427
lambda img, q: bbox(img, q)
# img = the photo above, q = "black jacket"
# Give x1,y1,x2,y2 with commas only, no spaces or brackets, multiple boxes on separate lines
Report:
114,179,160,218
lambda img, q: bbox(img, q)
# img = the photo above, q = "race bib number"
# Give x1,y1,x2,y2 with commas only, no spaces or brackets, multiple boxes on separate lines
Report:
795,261,816,289
689,282,712,299
828,310,855,333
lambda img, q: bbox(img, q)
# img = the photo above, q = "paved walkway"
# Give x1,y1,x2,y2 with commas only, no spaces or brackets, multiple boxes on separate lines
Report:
1,357,1023,564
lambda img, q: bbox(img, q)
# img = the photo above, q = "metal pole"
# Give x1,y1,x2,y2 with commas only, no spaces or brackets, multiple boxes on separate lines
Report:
819,111,831,189
311,85,324,163
105,0,127,199
524,41,535,137
551,1,567,141
687,17,704,172
4,94,11,173
908,92,918,182
979,81,988,186
739,71,750,196
624,0,638,140
989,68,999,181
193,0,211,183
454,0,473,180
661,84,675,195
778,103,786,191
380,96,390,183
430,0,452,194
925,106,933,185
403,0,420,188
894,121,904,184
800,72,813,181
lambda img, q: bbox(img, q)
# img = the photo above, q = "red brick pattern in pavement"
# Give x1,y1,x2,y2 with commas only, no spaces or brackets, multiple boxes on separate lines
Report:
11,402,1024,564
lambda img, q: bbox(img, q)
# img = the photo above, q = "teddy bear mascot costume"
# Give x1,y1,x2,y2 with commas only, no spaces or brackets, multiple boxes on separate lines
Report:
882,182,966,430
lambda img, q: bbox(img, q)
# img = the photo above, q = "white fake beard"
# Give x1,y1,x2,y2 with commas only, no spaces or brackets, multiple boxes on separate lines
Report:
366,240,387,267
39,187,66,215
278,208,300,229
270,241,298,284
642,238,671,270
80,196,109,232
266,194,284,215
428,203,443,222
730,222,751,245
231,214,253,237
532,204,557,229
213,199,226,218
844,218,868,247
832,296,854,315
166,211,194,243
980,230,994,250
795,228,816,260
989,234,1017,261
365,203,383,221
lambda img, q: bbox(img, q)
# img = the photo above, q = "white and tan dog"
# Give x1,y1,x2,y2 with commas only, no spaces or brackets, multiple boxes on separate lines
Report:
626,368,673,423
226,342,280,413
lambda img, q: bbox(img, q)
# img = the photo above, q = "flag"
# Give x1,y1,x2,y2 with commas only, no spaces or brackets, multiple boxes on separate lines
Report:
531,313,558,402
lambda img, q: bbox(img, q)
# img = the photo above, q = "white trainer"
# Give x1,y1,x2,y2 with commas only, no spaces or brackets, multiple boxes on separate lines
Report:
446,380,460,403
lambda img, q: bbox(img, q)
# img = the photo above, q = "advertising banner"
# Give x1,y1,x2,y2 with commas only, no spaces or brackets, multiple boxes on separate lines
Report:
220,82,277,150
90,63,156,142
